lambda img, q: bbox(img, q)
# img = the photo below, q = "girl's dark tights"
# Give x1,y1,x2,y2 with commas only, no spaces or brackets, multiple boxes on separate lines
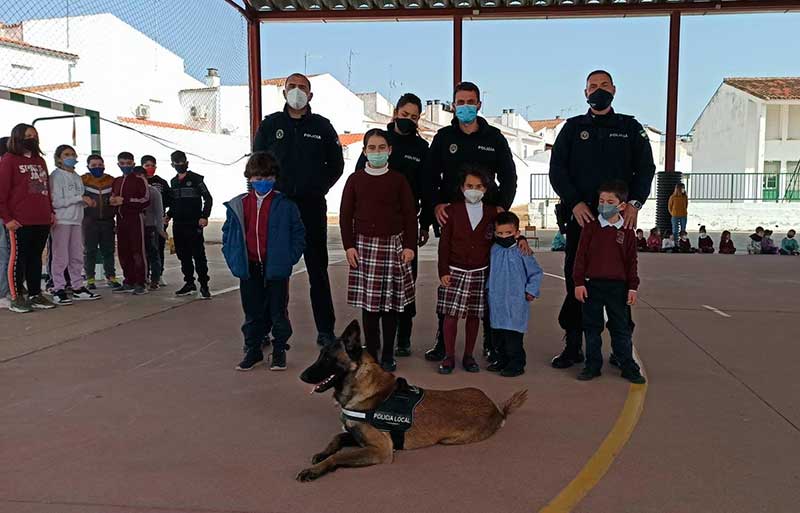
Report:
443,315,480,362
362,310,398,363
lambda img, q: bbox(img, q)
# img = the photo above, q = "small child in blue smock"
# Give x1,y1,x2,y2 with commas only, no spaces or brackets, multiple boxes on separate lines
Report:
487,211,544,377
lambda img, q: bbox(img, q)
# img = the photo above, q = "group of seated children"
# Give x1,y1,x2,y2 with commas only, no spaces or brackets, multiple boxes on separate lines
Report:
637,226,736,254
748,227,799,255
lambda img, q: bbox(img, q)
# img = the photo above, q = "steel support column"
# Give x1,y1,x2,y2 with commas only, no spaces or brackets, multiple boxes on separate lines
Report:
665,10,681,172
453,15,463,87
247,13,263,145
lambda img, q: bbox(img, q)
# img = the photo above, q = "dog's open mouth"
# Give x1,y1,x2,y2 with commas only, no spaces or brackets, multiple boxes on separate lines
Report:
313,374,337,393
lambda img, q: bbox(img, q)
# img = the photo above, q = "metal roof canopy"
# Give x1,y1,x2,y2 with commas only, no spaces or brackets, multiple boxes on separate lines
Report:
223,0,800,172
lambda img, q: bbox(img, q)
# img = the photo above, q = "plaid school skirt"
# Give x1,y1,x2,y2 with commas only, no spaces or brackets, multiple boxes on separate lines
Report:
436,266,487,319
348,233,415,313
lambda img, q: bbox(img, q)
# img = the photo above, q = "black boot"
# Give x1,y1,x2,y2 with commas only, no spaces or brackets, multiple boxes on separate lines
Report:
551,331,585,369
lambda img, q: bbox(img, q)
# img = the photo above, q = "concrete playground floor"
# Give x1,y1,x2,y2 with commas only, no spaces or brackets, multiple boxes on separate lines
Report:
1,234,799,513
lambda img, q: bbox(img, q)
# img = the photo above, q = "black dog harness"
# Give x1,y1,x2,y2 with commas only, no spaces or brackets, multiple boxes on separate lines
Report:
340,378,425,450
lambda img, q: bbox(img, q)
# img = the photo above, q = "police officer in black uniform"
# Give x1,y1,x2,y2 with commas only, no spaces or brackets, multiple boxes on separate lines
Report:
355,93,432,359
423,81,518,362
548,70,655,369
253,73,345,346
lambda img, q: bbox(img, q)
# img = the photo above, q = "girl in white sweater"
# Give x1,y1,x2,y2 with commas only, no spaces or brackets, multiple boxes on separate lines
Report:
49,144,100,303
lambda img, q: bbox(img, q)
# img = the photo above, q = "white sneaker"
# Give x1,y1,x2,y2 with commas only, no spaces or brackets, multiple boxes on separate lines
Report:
72,287,101,301
159,277,168,286
0,297,10,310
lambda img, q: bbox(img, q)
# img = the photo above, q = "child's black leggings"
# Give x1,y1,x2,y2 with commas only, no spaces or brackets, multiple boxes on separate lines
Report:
362,310,398,363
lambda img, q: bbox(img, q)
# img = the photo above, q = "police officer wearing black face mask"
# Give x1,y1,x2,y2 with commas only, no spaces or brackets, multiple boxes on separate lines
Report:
549,70,655,370
253,72,345,346
355,93,432,359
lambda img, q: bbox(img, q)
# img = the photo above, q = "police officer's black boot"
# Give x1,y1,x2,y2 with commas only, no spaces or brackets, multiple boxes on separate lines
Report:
395,311,412,357
424,315,446,362
551,330,585,369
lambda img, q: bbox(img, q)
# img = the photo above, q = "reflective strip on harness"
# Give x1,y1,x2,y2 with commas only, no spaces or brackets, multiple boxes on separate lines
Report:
340,378,424,450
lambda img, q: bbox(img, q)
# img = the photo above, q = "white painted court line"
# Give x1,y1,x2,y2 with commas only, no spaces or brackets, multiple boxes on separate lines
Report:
211,259,346,297
702,305,732,318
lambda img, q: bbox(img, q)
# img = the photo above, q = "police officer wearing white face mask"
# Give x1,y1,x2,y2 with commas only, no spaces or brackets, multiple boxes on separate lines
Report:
253,73,345,346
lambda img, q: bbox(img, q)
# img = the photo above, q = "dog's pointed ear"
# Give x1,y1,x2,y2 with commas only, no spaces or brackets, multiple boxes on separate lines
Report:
341,320,362,361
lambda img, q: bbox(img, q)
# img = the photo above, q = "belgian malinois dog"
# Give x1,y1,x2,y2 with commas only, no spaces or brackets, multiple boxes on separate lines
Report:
297,320,528,482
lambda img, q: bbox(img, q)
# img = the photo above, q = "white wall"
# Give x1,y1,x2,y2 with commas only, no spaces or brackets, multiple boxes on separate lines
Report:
20,14,205,122
0,44,75,88
692,84,758,173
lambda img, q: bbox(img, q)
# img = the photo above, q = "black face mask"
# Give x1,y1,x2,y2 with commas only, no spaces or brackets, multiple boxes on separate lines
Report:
495,235,517,248
395,118,417,135
22,139,39,152
173,164,188,174
587,88,614,111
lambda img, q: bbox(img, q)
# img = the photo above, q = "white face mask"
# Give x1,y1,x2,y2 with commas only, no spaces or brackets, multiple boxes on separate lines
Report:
286,88,309,110
463,189,484,204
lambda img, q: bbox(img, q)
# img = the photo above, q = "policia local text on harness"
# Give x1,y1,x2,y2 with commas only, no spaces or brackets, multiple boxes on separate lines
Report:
340,378,424,450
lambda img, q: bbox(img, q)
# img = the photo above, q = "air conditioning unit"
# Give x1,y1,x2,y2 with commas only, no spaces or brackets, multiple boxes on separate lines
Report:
135,104,150,120
190,105,209,121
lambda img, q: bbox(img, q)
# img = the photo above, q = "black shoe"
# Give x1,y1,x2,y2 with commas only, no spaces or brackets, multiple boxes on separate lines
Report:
270,351,287,371
175,283,197,297
485,350,500,364
236,351,264,371
381,359,397,372
132,285,148,295
394,340,411,357
199,286,211,300
113,283,135,294
462,356,480,373
487,361,507,373
425,345,446,362
551,349,585,369
577,368,602,381
621,368,646,384
438,358,455,375
317,332,335,347
500,367,525,378
52,290,73,305
609,353,621,368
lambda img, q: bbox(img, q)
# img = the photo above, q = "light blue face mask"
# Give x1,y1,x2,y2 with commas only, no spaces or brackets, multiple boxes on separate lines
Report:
598,203,620,220
63,157,78,168
455,104,478,124
366,152,390,168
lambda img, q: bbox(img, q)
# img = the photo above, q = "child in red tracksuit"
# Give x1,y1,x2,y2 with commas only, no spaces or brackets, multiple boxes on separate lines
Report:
436,167,499,375
111,153,149,294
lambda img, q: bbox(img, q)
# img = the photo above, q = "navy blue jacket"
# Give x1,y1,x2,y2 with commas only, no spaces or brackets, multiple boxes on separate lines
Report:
222,191,305,281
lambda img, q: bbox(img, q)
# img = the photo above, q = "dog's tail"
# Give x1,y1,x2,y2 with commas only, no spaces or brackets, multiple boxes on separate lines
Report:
500,389,528,419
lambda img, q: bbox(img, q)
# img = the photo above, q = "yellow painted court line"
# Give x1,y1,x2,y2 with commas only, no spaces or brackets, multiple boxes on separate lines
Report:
538,272,649,513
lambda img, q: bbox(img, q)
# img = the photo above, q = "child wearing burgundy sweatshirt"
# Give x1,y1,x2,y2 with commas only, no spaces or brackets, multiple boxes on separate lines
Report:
436,167,499,375
110,154,150,295
573,181,645,384
697,225,714,254
340,129,417,371
719,230,736,254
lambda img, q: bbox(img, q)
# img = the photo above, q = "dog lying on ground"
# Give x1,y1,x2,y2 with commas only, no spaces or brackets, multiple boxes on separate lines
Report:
297,320,528,482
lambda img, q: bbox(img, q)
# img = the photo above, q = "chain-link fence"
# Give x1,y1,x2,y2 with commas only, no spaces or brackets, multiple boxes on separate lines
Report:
1,0,252,218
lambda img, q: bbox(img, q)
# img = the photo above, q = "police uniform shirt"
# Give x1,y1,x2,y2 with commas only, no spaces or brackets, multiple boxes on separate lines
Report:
549,109,656,210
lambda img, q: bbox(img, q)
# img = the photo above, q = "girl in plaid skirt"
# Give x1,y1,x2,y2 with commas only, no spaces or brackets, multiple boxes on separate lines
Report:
437,167,499,374
340,129,418,371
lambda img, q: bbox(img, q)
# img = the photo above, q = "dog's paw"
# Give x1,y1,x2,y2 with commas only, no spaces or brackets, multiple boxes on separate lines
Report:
296,467,322,482
311,452,329,465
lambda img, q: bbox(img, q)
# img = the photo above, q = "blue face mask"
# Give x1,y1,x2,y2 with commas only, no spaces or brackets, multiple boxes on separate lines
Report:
120,166,135,175
251,179,275,195
598,204,620,221
63,157,78,168
366,152,390,169
455,104,478,124
89,167,105,178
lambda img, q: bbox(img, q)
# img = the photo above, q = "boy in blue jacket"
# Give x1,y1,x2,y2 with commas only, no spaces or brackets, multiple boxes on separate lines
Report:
222,152,305,371
487,211,543,377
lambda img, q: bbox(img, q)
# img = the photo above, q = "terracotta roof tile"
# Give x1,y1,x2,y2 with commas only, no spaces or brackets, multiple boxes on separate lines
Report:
262,74,321,86
0,36,78,60
529,119,564,131
338,133,364,147
117,117,198,131
14,81,82,93
724,77,800,100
